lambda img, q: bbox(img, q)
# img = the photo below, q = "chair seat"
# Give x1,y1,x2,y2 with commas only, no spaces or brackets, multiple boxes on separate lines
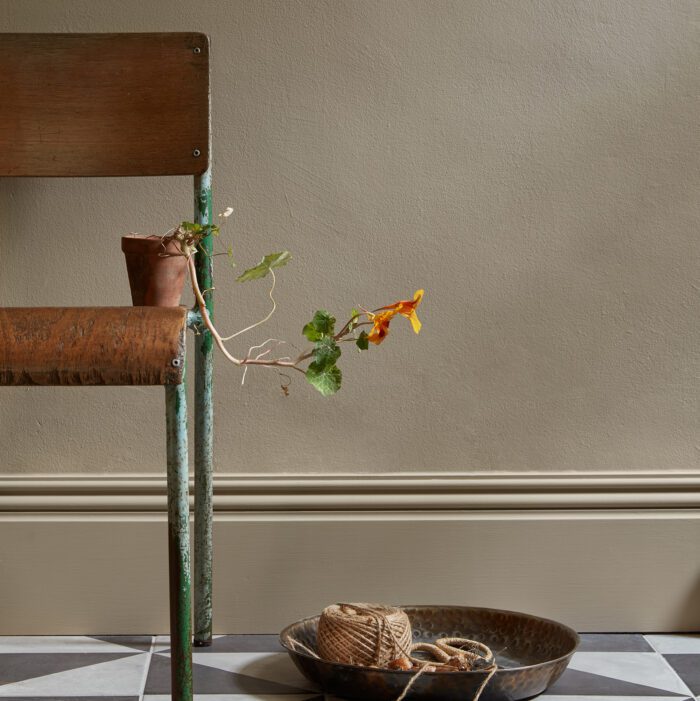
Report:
0,306,187,386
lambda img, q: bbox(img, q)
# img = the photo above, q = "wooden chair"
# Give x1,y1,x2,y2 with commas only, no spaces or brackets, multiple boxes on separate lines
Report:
0,33,217,701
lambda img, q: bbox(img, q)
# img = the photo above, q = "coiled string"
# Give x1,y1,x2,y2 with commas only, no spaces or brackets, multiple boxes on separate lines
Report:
396,636,497,701
289,603,497,701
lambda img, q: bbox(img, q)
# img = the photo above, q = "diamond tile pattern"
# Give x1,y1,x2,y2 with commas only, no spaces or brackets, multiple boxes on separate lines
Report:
0,633,696,699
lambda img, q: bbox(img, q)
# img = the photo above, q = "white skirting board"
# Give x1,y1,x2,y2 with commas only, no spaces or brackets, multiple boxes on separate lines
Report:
1,472,699,634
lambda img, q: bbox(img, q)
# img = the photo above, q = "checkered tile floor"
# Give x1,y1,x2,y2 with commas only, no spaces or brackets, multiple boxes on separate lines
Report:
0,633,698,700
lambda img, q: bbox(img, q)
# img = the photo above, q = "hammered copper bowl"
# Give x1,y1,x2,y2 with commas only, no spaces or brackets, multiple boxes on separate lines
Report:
280,605,579,701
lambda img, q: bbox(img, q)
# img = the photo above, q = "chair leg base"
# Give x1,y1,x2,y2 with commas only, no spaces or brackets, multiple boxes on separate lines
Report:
166,383,193,701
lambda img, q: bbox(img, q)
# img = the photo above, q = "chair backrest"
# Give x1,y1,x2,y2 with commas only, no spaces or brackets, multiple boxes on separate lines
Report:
0,32,209,177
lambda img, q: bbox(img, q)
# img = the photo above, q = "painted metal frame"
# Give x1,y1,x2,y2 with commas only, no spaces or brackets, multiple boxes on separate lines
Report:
193,167,214,648
164,42,214,701
165,382,193,701
142,172,215,701
162,97,214,701
168,41,214,698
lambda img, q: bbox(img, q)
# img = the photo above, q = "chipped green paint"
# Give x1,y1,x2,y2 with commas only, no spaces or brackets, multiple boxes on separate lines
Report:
194,168,214,344
193,169,214,647
186,309,202,328
165,381,193,701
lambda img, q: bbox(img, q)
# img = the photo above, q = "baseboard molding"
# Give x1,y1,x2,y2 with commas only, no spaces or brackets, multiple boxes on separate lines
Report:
1,472,699,634
2,471,700,511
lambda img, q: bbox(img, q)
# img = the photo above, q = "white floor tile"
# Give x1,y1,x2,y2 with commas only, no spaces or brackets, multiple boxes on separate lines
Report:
569,651,693,695
0,651,149,696
0,635,145,654
153,634,171,652
646,634,700,654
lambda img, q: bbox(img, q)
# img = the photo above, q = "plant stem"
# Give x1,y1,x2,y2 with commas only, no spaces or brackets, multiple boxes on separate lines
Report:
187,254,306,374
186,250,372,379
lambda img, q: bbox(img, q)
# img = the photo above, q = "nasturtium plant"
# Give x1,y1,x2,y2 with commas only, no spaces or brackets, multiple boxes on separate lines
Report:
306,360,342,396
311,335,341,366
302,321,343,395
180,221,220,238
236,251,291,283
355,330,369,351
302,310,336,342
162,212,423,396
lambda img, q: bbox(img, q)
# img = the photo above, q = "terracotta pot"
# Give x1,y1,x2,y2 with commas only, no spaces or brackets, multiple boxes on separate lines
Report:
121,234,188,307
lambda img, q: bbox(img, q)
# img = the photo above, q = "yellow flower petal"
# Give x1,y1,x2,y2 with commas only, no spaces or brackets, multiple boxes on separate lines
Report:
409,312,421,334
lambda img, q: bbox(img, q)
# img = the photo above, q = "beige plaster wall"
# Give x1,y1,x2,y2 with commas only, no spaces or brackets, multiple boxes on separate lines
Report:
1,0,698,475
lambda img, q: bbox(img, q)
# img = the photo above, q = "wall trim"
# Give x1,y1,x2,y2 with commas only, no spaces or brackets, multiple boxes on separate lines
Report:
2,472,699,512
2,509,699,633
3,473,700,633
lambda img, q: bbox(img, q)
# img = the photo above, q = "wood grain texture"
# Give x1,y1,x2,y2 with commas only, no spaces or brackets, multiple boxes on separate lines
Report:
0,33,209,176
0,306,187,385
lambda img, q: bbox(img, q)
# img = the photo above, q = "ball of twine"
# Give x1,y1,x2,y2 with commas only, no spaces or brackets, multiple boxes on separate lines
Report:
317,602,412,667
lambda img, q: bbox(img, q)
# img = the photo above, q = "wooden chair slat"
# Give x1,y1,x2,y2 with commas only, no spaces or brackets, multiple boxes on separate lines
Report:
0,306,187,385
0,33,209,177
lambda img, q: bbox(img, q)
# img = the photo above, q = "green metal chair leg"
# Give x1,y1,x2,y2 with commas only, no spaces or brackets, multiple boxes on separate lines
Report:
193,169,214,647
194,339,213,646
166,383,193,701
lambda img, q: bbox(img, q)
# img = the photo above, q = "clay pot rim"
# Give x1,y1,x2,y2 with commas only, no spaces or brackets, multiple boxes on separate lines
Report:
121,233,182,255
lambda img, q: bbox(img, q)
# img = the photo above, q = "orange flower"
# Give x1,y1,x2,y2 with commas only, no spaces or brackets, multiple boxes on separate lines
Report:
366,310,394,345
379,289,424,334
366,290,424,345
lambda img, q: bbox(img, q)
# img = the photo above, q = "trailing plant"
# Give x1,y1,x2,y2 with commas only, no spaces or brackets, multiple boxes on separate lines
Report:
162,210,423,396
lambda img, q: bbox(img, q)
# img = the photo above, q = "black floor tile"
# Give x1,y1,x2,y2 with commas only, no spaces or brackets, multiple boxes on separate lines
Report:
0,653,138,685
545,667,687,696
144,653,314,695
665,654,700,695
192,634,284,653
578,633,654,652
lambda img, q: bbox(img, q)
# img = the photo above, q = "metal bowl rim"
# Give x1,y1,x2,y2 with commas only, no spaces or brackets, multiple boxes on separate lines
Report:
279,604,580,676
